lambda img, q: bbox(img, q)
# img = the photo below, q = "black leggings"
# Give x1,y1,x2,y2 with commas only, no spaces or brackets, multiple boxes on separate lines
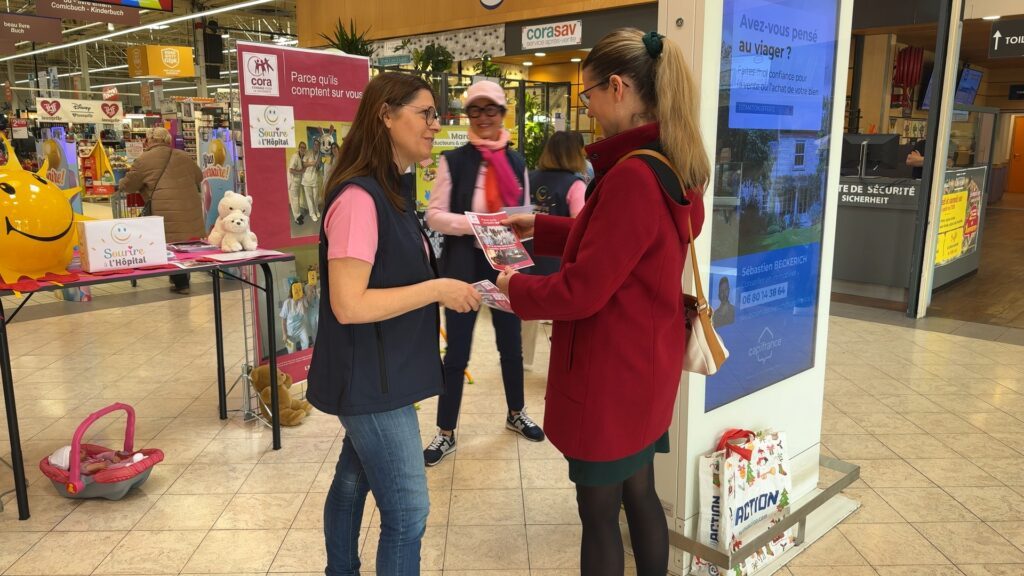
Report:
576,462,668,576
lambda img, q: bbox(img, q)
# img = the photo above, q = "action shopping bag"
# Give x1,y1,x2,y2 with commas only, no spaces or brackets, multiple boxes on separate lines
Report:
692,429,796,576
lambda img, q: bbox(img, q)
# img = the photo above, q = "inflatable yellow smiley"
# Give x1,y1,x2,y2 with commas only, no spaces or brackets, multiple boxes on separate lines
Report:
210,137,227,166
0,135,83,284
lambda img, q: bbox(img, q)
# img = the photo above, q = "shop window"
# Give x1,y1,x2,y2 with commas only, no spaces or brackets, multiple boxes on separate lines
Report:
794,140,807,170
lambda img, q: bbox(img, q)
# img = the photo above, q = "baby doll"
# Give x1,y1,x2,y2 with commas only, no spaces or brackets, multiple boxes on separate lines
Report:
48,446,145,475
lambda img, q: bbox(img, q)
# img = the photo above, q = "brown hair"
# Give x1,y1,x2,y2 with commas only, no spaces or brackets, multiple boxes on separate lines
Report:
583,28,710,192
537,131,587,174
322,72,435,210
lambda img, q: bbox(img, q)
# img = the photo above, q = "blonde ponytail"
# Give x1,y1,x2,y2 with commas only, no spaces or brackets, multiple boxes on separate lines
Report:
584,28,710,193
656,39,710,193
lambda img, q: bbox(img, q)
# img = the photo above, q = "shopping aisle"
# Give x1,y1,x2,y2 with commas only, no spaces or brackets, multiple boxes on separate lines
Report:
1,291,1024,575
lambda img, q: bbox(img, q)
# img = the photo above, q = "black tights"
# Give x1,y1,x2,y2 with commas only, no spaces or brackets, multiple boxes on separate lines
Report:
576,462,668,576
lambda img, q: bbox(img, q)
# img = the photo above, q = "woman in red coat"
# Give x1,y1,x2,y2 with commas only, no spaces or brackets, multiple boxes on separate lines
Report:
497,29,709,575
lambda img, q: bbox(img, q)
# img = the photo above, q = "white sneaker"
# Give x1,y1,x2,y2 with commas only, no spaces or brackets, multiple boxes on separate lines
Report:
423,432,456,467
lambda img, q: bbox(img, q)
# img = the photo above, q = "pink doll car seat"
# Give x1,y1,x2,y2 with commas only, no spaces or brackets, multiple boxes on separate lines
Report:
39,403,164,500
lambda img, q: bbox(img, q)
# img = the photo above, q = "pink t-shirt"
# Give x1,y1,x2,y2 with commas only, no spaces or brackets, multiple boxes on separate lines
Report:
566,179,587,217
325,185,427,265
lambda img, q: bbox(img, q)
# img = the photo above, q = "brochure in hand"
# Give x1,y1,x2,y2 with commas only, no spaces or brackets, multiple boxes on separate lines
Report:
465,211,534,271
472,280,514,313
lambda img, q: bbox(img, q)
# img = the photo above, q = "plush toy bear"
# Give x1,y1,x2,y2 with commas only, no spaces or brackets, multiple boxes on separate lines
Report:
207,191,253,246
248,365,313,427
216,212,258,252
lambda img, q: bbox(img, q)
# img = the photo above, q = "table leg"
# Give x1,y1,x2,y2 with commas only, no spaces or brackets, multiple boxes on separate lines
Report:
0,299,30,520
212,270,227,420
259,263,282,450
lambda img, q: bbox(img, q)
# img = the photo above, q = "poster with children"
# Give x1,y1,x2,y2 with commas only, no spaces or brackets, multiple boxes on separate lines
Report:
466,211,534,271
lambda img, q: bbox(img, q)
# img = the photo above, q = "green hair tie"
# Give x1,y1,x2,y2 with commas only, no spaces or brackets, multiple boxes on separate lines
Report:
642,31,664,59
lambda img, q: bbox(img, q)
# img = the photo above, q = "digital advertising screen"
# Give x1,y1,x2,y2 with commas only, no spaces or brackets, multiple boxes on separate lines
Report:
82,0,173,12
705,0,841,412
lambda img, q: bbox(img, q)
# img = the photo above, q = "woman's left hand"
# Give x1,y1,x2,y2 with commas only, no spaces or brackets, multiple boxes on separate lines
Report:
496,267,517,297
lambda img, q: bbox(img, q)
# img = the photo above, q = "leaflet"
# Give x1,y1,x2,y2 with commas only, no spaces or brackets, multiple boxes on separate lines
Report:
472,280,514,313
465,211,534,271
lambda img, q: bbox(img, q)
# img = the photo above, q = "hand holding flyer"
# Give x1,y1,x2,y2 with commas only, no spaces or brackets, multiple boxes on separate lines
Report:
466,211,534,271
472,280,514,313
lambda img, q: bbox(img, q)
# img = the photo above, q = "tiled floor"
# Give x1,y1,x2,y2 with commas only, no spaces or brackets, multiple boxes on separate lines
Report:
3,288,1024,575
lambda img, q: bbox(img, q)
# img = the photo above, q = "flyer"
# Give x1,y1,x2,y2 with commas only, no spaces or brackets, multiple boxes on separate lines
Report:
466,211,534,271
472,280,514,313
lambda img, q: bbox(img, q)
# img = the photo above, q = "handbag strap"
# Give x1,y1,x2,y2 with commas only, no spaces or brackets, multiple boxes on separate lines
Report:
615,149,709,312
152,146,173,191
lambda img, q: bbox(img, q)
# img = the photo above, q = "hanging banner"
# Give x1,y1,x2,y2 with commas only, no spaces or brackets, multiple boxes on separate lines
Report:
3,81,12,103
35,97,124,123
37,0,140,26
238,41,368,383
139,80,152,108
0,13,62,43
102,86,119,100
82,0,173,13
127,44,194,79
704,0,840,412
935,166,987,267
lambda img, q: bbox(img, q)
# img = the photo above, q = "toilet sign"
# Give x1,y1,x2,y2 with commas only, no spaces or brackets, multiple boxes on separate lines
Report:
989,19,1024,59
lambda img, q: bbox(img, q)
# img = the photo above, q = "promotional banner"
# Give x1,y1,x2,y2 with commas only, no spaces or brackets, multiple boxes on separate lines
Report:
127,45,194,79
705,0,839,412
35,97,124,124
237,41,368,382
36,0,140,26
199,127,240,233
416,126,468,211
935,166,986,267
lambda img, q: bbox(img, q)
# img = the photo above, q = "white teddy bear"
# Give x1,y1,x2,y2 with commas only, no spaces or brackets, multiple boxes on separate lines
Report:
217,212,259,252
207,191,253,246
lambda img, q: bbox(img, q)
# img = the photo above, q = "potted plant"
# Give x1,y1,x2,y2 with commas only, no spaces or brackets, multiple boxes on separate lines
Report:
319,19,376,57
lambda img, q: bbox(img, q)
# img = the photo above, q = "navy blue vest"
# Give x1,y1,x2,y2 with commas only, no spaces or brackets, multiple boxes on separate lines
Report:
438,143,526,282
527,169,582,275
307,176,443,416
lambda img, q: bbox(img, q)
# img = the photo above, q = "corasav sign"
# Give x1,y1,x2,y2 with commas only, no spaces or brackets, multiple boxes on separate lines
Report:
127,45,194,78
522,19,582,50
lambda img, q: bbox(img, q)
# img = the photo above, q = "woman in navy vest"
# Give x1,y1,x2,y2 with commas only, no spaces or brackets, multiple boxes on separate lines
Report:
307,72,481,576
423,80,545,466
529,131,588,275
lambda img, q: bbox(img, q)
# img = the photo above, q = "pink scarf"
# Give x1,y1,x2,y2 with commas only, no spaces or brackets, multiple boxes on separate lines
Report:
469,128,522,208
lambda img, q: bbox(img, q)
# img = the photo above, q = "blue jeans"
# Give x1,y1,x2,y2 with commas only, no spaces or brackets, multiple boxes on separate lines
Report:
325,405,429,575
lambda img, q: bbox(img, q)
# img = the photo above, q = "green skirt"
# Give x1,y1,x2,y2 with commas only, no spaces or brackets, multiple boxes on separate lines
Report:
567,432,670,487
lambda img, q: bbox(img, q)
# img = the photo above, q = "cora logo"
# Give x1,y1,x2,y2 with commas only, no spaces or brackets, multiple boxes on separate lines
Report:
243,53,279,97
480,0,503,8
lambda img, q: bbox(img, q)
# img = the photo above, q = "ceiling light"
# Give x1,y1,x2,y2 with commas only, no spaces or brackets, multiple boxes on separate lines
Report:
221,33,230,39
570,57,582,63
150,24,170,30
0,0,273,63
523,61,533,66
982,15,1001,20
534,52,546,57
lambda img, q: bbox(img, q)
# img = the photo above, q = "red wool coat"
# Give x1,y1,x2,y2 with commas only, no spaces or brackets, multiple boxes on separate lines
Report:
509,123,705,462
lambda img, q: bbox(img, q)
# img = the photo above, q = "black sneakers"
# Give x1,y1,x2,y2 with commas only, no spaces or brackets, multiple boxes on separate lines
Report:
507,410,545,442
424,432,456,467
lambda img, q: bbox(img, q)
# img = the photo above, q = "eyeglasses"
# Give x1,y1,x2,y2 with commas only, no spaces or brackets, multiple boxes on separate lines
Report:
578,77,628,108
406,105,440,125
466,104,504,119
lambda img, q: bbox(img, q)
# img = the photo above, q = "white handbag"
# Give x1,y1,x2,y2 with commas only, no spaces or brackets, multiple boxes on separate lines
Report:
682,217,729,375
618,149,729,375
